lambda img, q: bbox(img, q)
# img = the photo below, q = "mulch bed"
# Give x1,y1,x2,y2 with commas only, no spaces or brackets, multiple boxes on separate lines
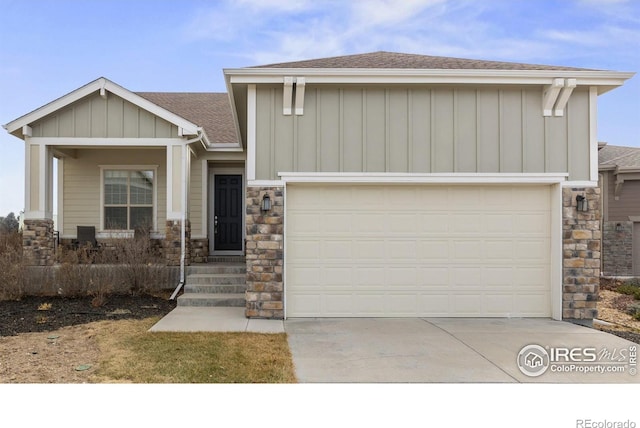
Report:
0,294,177,336
598,329,640,345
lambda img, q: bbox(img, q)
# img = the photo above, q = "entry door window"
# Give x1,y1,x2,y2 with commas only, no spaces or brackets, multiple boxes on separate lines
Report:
214,175,243,251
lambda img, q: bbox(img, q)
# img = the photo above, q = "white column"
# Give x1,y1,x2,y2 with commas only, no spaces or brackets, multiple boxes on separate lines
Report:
23,140,53,220
166,143,190,220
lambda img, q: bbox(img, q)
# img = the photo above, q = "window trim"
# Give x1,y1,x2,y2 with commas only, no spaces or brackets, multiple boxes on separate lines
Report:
99,165,158,233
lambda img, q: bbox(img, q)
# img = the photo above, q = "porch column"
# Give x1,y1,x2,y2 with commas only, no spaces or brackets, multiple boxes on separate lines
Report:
165,143,191,266
22,139,55,266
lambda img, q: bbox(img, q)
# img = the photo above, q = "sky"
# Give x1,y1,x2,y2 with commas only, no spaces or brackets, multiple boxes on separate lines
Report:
0,0,639,217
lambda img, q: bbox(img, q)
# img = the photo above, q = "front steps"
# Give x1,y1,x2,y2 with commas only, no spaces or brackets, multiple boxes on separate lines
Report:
177,258,246,308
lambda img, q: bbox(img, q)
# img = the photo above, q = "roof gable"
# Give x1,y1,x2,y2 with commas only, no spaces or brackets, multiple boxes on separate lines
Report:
3,78,200,139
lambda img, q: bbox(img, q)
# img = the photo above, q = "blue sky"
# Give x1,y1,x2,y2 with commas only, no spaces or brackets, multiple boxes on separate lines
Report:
1,0,639,216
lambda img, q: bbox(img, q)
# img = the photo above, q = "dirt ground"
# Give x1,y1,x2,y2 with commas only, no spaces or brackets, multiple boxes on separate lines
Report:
0,294,176,383
1,282,640,383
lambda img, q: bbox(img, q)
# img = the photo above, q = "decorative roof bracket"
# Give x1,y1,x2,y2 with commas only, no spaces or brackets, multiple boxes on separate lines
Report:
554,78,576,116
283,76,294,115
542,78,564,117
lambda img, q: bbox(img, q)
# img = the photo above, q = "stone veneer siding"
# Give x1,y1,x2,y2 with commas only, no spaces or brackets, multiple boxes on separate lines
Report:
602,221,633,276
563,187,601,325
22,219,55,266
245,186,284,319
190,238,209,263
165,219,191,266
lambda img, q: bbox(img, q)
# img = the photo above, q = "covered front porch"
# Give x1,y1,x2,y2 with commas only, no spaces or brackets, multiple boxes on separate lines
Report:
4,77,246,269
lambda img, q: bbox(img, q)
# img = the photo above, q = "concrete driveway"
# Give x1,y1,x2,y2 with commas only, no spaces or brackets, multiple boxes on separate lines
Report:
285,318,639,383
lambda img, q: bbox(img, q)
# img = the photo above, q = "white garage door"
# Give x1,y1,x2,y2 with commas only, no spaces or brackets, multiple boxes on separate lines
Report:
286,184,552,317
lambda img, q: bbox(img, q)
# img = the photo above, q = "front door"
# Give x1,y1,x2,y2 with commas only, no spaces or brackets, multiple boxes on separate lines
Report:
213,175,243,252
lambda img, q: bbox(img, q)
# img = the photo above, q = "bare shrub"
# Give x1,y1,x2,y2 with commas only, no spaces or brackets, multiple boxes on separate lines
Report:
103,229,164,296
0,231,24,300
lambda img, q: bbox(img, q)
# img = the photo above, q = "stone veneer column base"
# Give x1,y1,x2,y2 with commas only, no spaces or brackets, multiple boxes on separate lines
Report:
190,238,209,263
245,186,284,319
22,219,55,266
562,187,601,326
165,219,191,266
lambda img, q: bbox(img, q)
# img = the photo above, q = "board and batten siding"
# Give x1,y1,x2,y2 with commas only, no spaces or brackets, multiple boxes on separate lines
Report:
254,85,591,181
62,149,167,237
30,92,179,138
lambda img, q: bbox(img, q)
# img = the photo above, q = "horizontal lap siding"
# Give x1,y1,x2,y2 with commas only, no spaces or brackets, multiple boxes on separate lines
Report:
62,149,166,236
254,85,590,181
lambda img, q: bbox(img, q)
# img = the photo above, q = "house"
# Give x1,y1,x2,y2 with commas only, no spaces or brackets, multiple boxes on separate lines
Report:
3,51,634,324
599,143,640,276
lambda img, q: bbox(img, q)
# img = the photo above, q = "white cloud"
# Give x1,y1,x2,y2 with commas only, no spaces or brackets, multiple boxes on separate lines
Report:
180,0,640,70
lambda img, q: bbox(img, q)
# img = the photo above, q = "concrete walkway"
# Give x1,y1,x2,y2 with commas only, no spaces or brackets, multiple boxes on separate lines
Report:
149,307,284,333
149,310,638,383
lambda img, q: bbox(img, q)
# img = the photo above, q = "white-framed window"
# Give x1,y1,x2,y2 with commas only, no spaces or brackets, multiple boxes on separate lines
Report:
100,166,157,231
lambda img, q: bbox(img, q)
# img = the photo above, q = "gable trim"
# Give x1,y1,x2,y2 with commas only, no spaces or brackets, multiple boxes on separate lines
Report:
3,78,200,138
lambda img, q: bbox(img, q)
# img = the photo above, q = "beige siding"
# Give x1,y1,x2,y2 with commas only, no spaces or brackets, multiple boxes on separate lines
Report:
31,92,179,138
190,157,204,237
62,149,166,236
254,85,592,181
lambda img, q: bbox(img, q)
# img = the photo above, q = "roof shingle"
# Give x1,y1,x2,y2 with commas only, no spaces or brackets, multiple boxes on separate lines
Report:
251,51,597,71
599,145,640,169
136,92,238,144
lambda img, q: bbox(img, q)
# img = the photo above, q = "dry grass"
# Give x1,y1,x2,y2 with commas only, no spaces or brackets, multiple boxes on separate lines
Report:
89,318,297,383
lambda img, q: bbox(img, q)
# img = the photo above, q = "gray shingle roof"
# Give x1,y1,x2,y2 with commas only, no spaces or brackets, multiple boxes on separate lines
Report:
136,92,238,144
251,51,597,71
599,145,640,169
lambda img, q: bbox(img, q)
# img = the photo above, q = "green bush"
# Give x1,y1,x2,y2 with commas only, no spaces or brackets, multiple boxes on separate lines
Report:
617,283,640,300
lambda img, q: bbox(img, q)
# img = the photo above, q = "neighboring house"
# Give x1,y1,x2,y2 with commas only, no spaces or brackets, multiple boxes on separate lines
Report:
599,144,640,276
3,51,634,324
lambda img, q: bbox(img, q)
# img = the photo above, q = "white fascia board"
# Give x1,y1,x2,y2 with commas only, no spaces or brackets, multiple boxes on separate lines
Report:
278,172,568,184
29,137,185,146
207,144,244,152
225,68,634,87
3,77,201,137
248,180,285,187
561,180,599,188
224,77,244,151
4,78,108,133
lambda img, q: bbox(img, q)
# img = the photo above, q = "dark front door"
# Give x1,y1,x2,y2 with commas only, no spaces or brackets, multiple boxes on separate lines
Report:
214,175,243,251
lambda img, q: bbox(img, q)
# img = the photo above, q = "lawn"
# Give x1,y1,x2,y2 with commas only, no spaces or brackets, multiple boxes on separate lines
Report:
92,318,297,383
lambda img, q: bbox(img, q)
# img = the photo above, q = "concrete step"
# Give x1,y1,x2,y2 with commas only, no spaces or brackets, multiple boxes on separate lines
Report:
187,264,246,275
186,273,246,285
177,293,245,307
184,283,247,294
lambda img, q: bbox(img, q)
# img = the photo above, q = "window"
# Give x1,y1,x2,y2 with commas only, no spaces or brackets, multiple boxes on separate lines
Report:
104,170,154,230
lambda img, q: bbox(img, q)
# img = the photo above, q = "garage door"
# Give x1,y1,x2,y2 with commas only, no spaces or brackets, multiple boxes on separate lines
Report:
285,184,551,317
